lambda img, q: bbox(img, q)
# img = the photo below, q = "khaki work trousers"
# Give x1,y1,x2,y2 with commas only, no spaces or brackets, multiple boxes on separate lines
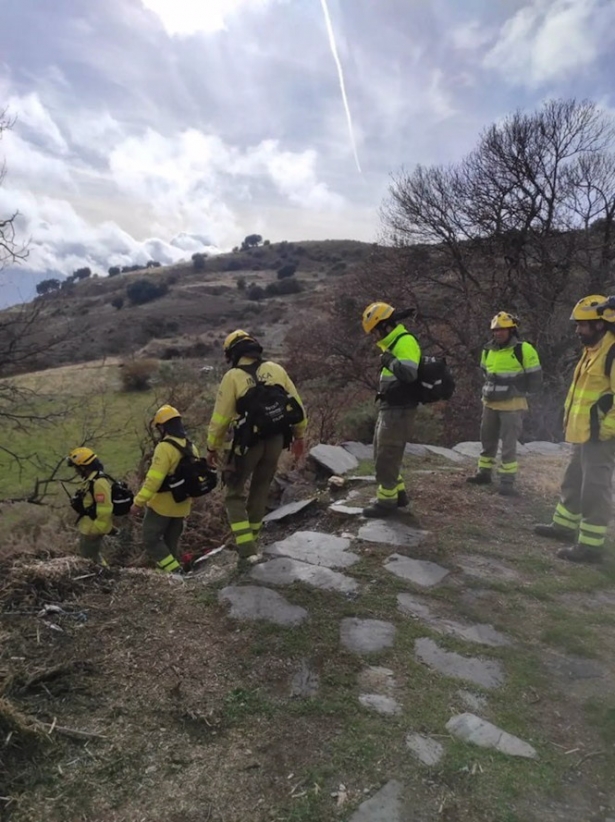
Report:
478,407,523,483
373,407,417,507
552,440,615,550
142,508,184,568
79,534,106,564
225,434,285,558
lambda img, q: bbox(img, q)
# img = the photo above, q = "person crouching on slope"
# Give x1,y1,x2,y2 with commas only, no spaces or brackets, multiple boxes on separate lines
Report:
534,295,615,563
466,312,542,496
361,302,420,519
206,330,306,568
66,447,113,567
130,404,197,574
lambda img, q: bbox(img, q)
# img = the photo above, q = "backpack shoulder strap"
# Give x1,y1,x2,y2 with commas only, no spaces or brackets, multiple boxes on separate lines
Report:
387,331,410,352
163,438,190,457
513,342,524,369
604,342,615,378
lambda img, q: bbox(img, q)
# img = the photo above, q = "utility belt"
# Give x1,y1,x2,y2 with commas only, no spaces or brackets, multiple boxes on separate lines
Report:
376,382,419,407
482,376,526,403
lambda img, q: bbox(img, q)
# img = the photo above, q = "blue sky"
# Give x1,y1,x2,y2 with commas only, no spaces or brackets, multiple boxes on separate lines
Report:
1,0,614,304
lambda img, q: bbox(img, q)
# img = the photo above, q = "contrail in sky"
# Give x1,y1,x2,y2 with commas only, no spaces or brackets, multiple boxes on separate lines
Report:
319,0,362,173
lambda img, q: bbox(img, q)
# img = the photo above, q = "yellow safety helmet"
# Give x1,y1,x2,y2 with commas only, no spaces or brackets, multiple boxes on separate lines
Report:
152,404,181,426
223,329,254,352
571,295,615,323
362,302,395,334
490,312,519,330
67,446,97,467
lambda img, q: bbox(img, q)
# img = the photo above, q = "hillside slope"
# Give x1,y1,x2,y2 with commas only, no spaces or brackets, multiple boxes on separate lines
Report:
5,240,373,371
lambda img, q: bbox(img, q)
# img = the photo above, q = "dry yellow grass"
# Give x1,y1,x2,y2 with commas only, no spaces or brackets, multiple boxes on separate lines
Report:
10,358,121,395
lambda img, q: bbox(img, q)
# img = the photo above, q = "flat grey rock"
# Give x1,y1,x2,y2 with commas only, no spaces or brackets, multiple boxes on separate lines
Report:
457,555,521,582
290,660,320,697
523,441,565,456
263,497,317,523
405,443,429,457
414,638,505,689
424,444,466,463
358,520,429,549
264,531,359,568
397,593,510,646
343,441,374,461
405,732,445,766
251,558,359,594
309,444,359,475
386,555,449,588
329,503,364,517
357,666,397,695
543,653,605,681
341,618,396,654
446,713,537,759
348,780,404,822
359,693,401,716
218,586,308,627
457,690,488,712
453,441,529,458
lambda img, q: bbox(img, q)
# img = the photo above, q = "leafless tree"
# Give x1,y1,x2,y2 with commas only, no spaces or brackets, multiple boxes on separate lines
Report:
380,98,615,440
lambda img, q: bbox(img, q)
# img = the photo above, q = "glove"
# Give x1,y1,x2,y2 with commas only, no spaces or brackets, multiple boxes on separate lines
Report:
380,351,395,369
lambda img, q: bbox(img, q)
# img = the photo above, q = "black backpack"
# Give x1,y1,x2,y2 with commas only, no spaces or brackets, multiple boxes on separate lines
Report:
234,361,305,452
70,473,134,520
160,439,217,503
414,356,456,404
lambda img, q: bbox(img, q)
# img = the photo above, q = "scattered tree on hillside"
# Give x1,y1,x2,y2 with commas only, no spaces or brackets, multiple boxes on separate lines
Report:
241,234,263,250
108,266,121,277
146,260,161,268
35,278,61,296
192,253,207,272
72,267,91,281
0,111,27,271
111,296,124,310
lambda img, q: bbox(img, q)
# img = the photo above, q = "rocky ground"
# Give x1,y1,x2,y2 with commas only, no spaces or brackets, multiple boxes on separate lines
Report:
2,442,615,822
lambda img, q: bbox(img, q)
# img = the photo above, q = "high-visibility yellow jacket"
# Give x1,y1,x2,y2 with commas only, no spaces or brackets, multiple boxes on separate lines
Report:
564,331,615,443
207,357,307,452
376,323,421,409
134,437,197,518
481,340,542,411
77,471,114,536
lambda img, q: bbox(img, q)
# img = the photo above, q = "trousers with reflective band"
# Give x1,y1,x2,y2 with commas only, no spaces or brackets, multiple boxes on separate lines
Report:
142,507,185,564
551,440,615,548
477,407,523,479
563,331,615,443
373,406,416,506
225,435,284,557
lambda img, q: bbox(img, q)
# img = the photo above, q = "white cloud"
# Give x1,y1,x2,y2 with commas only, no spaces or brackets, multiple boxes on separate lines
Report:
451,20,494,51
484,0,615,87
140,0,281,36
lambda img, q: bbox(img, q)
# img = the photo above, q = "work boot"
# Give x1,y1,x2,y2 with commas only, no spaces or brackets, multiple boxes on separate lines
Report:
498,483,518,497
534,523,576,543
362,503,395,519
397,490,410,508
466,471,492,485
556,544,603,564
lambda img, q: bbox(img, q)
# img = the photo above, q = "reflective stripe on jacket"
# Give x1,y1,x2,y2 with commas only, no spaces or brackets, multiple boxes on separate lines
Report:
481,340,542,411
77,472,114,536
206,358,307,451
134,437,196,517
564,332,615,444
377,324,421,409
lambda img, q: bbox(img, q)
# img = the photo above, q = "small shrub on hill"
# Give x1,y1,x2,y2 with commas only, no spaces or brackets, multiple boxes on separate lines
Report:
277,264,297,280
111,296,124,310
120,359,159,392
126,279,169,306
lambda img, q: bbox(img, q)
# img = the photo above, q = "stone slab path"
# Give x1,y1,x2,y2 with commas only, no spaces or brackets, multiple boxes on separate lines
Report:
218,586,308,627
446,713,537,759
386,555,450,588
398,593,511,647
251,557,359,594
341,618,397,654
264,531,360,568
358,520,430,549
348,780,404,822
414,637,506,689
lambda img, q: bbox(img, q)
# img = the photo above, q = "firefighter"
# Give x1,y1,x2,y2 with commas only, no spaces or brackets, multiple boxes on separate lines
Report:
361,302,420,518
130,404,196,573
66,447,113,566
535,295,615,563
206,330,306,566
467,312,542,495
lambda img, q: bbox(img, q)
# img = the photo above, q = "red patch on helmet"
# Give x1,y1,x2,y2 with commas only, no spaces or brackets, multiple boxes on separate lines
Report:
95,494,105,502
